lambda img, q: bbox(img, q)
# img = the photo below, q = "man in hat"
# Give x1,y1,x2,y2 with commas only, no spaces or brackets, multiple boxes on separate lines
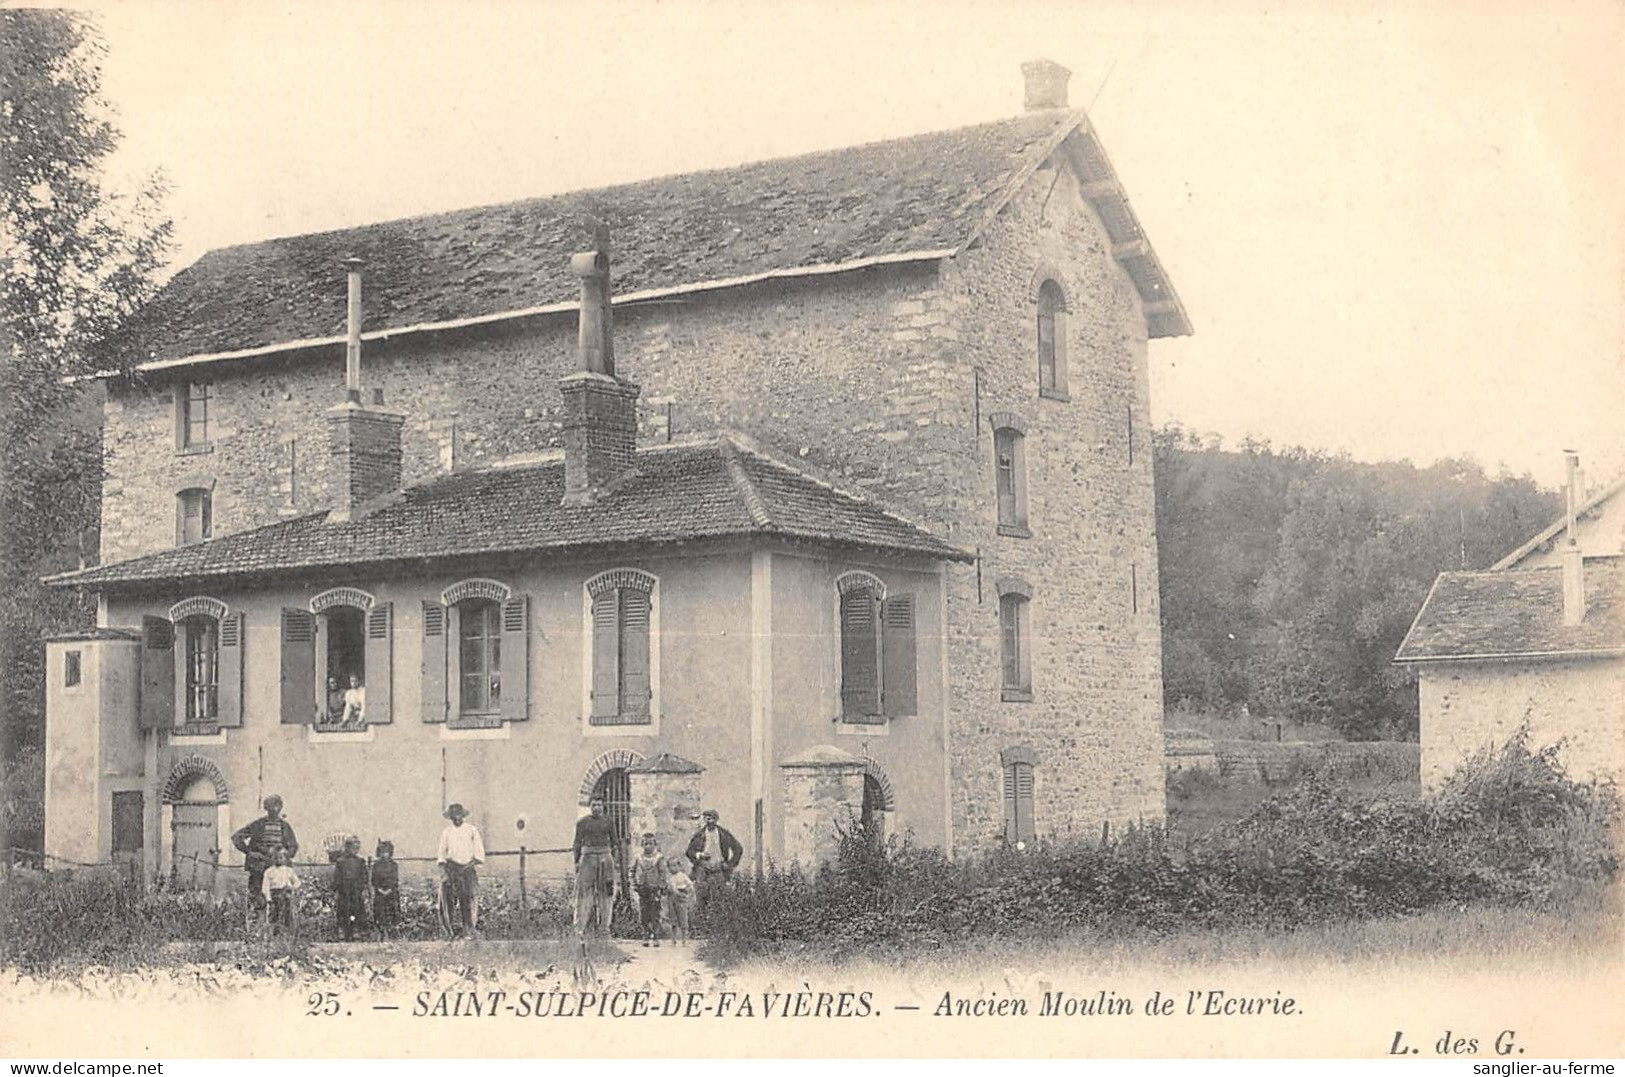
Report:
436,803,485,936
232,794,299,917
685,809,743,917
571,797,618,939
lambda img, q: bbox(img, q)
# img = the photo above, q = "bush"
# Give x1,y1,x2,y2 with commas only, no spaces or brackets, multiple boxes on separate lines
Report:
699,735,1619,965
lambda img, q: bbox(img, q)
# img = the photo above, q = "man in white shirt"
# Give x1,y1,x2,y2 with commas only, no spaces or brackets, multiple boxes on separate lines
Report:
436,802,485,936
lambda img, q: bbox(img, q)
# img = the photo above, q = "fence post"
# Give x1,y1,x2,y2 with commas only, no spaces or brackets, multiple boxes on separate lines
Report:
519,845,527,912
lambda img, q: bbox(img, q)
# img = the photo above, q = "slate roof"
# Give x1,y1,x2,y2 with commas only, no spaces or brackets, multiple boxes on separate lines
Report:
43,437,971,593
1394,558,1625,662
115,109,1189,370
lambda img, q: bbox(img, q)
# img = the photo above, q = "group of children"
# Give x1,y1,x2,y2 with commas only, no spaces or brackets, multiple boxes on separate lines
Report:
255,838,402,940
630,833,694,947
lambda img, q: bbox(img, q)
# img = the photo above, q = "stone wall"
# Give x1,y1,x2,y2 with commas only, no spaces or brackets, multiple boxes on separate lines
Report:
96,149,1167,853
1418,658,1624,787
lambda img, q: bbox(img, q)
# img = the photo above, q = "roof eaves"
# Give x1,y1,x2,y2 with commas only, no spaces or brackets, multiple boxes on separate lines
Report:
1394,646,1625,664
1490,474,1625,570
115,248,957,378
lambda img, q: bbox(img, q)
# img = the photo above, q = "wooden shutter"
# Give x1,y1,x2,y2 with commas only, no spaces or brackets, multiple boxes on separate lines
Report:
499,595,530,723
1003,763,1035,845
138,615,174,731
590,590,620,720
881,594,916,717
279,608,315,724
619,589,651,720
420,601,447,723
839,588,881,720
216,612,245,727
365,603,393,724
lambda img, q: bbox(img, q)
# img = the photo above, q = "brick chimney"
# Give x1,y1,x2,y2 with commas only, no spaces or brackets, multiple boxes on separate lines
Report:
560,226,640,507
327,257,405,523
1561,450,1585,626
1022,59,1071,111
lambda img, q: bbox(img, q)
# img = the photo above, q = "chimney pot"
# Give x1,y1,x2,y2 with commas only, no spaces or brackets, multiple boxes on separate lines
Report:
342,256,366,401
560,228,638,506
1022,59,1071,111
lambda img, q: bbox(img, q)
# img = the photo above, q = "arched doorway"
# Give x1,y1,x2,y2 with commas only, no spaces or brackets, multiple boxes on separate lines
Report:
860,759,896,841
592,767,633,897
171,775,220,890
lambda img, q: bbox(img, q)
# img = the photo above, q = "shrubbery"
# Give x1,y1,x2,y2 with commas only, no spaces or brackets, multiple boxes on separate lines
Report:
699,735,1619,965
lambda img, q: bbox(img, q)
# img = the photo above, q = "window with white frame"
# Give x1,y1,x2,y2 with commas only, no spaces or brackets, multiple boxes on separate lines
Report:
420,579,529,729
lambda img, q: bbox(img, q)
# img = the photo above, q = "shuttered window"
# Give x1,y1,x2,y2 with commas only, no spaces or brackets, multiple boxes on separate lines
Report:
458,599,502,714
139,616,175,731
1003,761,1036,846
280,608,317,724
839,577,918,723
587,571,655,726
176,488,212,546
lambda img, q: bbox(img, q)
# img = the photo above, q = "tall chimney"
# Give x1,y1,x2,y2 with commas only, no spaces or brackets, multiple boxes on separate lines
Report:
560,226,639,508
327,256,404,522
1561,450,1585,626
1022,59,1071,112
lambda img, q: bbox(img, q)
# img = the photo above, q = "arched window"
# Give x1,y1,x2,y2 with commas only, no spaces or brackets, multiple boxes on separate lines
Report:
997,577,1033,701
176,488,212,545
989,413,1030,536
458,597,503,716
1001,746,1038,847
1036,279,1069,398
180,613,219,725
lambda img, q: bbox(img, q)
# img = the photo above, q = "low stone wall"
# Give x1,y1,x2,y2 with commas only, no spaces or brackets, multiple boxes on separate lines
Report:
1163,729,1218,773
1212,739,1419,785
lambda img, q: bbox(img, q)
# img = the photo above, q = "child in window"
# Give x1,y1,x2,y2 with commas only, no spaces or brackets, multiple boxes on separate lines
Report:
332,837,368,941
371,840,401,939
262,848,300,935
341,674,366,726
664,851,693,945
632,833,666,948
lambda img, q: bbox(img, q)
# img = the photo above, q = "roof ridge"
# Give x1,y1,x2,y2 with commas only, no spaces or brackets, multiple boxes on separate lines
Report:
716,436,775,529
1491,472,1625,570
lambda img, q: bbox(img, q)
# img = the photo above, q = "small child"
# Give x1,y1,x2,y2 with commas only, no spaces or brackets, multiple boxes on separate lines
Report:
262,848,300,934
370,840,401,939
664,853,693,944
332,837,368,941
631,833,666,948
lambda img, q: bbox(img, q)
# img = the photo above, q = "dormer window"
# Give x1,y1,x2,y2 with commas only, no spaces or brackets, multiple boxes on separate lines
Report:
1036,279,1069,400
176,488,212,546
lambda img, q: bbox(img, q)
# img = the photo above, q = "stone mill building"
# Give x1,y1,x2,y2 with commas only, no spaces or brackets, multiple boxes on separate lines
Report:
43,61,1192,886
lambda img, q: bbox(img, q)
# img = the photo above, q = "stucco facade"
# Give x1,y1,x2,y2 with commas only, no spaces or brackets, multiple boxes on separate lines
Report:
1417,658,1624,788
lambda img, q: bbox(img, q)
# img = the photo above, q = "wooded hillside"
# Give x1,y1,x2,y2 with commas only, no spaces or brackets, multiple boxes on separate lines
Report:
1154,427,1560,739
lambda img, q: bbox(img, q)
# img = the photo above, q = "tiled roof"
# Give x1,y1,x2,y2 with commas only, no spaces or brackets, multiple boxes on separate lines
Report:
1394,558,1625,662
114,109,1189,370
44,437,971,592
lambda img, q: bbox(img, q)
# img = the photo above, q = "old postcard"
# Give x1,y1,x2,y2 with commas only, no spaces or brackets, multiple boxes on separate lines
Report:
1,0,1621,1061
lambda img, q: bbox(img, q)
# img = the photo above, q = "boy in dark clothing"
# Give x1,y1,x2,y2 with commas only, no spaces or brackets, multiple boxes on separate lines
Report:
370,840,401,938
231,794,298,917
332,837,368,941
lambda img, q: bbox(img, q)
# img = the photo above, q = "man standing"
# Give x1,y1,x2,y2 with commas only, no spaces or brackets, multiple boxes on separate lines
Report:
232,794,299,918
571,797,618,939
685,809,742,916
436,803,484,937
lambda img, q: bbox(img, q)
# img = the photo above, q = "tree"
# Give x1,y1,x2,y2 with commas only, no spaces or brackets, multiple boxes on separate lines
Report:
1,10,171,855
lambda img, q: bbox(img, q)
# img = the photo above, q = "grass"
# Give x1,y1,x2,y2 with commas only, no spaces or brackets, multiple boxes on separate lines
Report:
1165,768,1420,839
736,882,1622,982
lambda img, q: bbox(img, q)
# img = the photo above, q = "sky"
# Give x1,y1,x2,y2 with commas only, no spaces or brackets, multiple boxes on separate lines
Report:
82,0,1624,490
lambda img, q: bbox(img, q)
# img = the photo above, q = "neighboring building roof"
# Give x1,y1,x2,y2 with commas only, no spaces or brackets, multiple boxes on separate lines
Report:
43,436,972,593
1491,474,1625,569
1394,557,1625,662
112,110,1190,374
